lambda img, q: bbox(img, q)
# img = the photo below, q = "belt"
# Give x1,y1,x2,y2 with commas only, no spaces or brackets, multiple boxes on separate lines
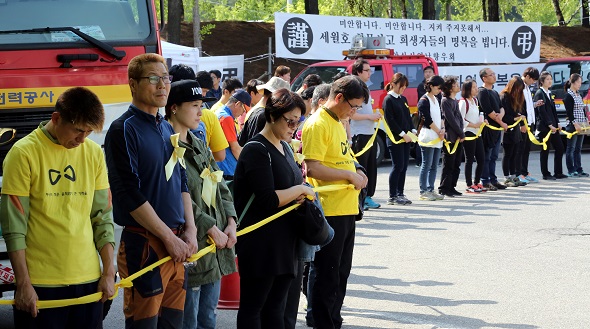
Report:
124,225,184,237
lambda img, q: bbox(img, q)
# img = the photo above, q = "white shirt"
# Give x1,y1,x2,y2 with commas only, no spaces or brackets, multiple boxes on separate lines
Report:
523,82,535,126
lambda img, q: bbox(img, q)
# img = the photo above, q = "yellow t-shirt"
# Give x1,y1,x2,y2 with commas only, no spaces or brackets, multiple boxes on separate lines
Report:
1,128,109,285
202,108,229,153
210,101,224,114
302,108,360,216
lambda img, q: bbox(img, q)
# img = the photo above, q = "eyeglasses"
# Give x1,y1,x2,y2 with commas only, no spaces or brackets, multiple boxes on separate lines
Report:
137,75,173,85
486,72,496,77
362,69,371,72
281,115,299,129
345,98,363,111
0,128,16,146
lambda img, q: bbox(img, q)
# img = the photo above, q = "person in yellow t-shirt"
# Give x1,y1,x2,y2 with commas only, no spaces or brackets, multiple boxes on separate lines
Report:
0,87,115,327
301,75,369,329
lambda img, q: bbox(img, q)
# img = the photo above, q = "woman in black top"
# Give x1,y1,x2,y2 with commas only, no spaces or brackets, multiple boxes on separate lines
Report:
234,89,314,329
500,77,527,187
383,73,413,205
438,76,465,197
534,71,566,180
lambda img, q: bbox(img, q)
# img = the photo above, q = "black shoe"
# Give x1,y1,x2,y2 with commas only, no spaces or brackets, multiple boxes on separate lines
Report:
543,175,557,180
451,189,463,196
554,173,568,179
492,182,507,189
439,189,455,197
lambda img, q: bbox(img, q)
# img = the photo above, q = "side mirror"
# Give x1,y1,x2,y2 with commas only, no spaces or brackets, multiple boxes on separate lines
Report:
0,128,16,146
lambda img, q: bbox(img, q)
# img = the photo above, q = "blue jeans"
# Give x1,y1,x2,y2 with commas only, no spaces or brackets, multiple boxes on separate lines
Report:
183,280,221,329
419,147,441,193
481,132,502,184
566,134,584,173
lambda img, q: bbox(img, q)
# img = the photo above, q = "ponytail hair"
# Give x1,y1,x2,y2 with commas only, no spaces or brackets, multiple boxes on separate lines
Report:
385,72,409,92
564,73,582,91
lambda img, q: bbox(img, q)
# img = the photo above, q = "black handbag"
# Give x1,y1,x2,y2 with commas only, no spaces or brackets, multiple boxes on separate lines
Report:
565,122,576,133
294,199,331,246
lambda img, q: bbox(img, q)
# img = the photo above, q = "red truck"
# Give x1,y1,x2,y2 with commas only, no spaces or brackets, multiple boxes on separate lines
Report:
291,38,438,163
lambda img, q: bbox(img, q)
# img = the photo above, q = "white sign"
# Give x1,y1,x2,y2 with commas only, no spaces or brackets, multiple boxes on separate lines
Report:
161,41,244,82
275,13,541,64
437,63,545,96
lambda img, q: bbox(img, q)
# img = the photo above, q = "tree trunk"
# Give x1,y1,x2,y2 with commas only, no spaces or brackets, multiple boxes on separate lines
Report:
422,0,435,19
305,0,319,15
193,0,202,52
482,0,487,20
582,0,589,27
552,0,566,25
445,0,452,20
487,0,499,21
167,0,182,43
400,0,407,18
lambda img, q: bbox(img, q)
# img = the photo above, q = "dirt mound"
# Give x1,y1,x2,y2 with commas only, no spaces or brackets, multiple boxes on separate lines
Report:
177,21,590,82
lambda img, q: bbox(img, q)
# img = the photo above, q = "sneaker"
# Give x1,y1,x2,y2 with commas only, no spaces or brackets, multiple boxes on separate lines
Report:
419,191,436,201
567,172,579,177
431,191,445,200
503,179,517,187
512,177,527,186
492,182,507,189
364,196,381,209
476,183,488,192
484,183,497,191
578,172,590,177
397,194,413,205
386,197,396,205
525,175,539,183
518,175,530,183
466,185,482,193
363,204,369,211
554,173,568,179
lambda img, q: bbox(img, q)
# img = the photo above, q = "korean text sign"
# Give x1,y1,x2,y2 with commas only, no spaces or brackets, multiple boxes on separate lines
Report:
275,13,541,64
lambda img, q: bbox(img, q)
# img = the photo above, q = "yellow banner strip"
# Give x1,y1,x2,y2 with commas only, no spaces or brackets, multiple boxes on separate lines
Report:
0,184,355,309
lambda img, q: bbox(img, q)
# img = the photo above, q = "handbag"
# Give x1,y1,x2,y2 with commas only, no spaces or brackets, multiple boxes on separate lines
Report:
294,199,331,246
565,121,576,133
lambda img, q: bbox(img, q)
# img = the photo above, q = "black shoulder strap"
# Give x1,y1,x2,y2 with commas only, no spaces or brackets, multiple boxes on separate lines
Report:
238,140,271,224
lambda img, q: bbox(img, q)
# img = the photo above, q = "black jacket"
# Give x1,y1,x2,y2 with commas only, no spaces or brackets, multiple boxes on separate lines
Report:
383,93,413,143
533,89,559,133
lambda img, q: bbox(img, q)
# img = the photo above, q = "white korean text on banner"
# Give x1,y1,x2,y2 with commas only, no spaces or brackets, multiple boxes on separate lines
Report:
275,13,541,64
161,41,244,82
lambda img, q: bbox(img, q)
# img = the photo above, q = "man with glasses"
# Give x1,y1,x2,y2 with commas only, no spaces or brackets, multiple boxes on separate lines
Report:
350,59,382,210
215,89,251,180
104,53,198,328
478,67,509,191
1,87,115,328
302,75,369,329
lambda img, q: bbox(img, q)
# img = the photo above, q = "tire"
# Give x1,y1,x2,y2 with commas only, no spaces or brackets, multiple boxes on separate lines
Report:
375,134,386,164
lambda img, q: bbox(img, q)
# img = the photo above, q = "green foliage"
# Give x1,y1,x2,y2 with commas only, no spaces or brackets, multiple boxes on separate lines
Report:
154,0,586,26
200,23,216,40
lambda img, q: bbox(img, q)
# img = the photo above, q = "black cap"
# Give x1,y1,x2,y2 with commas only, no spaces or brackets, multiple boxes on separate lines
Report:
167,80,217,106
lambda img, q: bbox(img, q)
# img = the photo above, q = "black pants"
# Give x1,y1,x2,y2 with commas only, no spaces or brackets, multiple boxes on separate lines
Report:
439,143,464,192
352,134,377,197
14,281,103,329
283,260,304,329
519,128,533,176
312,215,356,329
387,142,410,198
237,274,294,329
502,142,520,176
540,132,565,176
463,132,484,186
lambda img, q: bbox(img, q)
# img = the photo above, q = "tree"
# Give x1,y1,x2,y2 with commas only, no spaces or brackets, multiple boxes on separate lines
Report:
482,0,487,20
305,0,319,14
487,0,499,21
193,0,201,50
552,0,566,25
400,0,408,18
582,0,589,26
168,0,183,43
422,0,435,19
441,0,452,19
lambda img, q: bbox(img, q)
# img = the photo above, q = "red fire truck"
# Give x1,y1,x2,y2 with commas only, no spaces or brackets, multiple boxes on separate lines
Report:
0,0,164,291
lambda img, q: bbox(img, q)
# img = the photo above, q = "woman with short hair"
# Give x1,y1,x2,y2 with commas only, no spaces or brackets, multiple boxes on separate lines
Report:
563,73,590,177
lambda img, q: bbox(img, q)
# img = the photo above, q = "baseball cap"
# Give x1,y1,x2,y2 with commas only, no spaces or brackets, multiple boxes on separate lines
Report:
231,89,252,106
256,76,290,94
167,80,217,106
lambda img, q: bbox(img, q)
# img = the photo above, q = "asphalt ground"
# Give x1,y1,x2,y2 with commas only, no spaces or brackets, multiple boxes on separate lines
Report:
2,150,590,328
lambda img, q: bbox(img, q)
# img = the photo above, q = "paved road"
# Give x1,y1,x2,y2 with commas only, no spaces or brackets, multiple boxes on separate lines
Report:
2,151,590,328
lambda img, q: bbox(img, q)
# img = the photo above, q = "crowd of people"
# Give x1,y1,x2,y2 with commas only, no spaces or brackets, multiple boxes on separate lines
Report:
1,53,588,329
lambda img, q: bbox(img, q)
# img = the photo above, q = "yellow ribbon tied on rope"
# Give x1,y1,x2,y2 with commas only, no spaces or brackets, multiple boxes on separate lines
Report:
289,140,305,164
200,167,223,208
164,133,186,181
